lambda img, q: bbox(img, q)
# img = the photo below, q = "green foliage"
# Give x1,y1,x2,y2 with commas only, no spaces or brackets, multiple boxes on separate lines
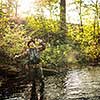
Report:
2,24,26,55
41,44,72,67
67,23,100,63
26,16,59,36
0,0,100,66
26,16,71,67
0,2,26,56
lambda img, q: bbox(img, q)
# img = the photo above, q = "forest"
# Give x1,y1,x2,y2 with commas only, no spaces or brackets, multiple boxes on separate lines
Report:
0,0,100,100
0,0,100,67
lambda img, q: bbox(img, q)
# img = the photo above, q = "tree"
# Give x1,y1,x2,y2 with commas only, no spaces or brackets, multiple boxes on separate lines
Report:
14,0,19,17
90,0,100,63
35,0,67,33
79,0,83,32
74,0,84,32
2,0,20,17
90,0,100,35
60,0,66,31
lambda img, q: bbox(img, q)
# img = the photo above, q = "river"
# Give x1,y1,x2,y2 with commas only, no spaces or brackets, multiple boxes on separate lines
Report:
0,66,100,100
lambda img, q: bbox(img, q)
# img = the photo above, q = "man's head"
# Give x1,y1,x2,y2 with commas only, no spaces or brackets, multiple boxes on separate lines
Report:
27,40,35,48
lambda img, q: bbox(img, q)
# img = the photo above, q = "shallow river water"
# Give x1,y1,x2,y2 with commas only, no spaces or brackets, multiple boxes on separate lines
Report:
0,66,100,100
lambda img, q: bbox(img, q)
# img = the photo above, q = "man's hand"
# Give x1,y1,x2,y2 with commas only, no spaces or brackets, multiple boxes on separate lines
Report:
13,55,20,60
38,39,43,43
14,55,19,58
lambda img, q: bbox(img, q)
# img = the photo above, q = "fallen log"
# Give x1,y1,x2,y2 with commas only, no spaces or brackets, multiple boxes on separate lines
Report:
0,64,58,78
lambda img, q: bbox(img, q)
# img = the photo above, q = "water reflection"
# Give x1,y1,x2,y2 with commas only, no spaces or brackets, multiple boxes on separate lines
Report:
64,67,100,100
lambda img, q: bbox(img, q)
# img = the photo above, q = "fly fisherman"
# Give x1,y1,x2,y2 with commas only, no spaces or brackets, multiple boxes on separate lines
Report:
15,38,45,100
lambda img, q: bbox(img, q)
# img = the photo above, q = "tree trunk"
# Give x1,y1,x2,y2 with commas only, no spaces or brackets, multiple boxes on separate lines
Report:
79,0,83,32
60,0,66,32
93,16,96,34
96,0,99,35
0,0,3,10
15,0,18,17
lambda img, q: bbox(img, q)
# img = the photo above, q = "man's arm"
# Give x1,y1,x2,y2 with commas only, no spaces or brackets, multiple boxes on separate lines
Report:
14,49,28,59
37,42,46,51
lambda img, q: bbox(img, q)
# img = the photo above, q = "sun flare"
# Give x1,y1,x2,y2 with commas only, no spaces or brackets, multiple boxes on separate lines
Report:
18,0,36,17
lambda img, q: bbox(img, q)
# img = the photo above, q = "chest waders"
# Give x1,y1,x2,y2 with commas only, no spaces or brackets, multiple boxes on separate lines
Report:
29,64,44,100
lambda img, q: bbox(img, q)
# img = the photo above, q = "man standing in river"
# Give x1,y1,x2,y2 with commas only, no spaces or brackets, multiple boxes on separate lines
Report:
27,39,45,100
15,38,45,100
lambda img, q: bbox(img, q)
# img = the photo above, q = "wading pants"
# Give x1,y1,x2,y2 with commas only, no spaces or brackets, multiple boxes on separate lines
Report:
30,67,44,100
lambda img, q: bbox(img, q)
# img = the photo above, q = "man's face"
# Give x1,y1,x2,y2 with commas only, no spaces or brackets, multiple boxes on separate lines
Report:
29,42,35,48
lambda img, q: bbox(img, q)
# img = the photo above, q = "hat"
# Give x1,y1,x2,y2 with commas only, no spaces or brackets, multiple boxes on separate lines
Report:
27,40,35,47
